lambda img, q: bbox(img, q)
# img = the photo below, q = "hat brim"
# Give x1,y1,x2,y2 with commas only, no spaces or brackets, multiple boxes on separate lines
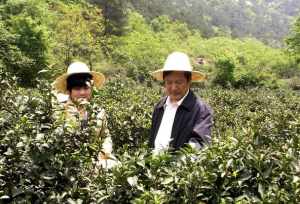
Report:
150,69,206,82
52,71,105,94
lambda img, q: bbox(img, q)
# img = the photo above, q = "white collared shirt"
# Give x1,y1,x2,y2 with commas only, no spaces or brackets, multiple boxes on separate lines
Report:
154,90,189,152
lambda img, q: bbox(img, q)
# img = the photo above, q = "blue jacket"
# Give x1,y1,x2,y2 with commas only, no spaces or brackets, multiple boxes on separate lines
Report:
149,90,213,150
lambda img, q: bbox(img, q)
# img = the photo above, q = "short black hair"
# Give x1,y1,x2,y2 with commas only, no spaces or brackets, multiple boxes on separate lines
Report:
67,73,92,91
163,71,191,81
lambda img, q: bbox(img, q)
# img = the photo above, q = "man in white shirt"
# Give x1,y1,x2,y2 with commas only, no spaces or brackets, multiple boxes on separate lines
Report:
149,52,213,153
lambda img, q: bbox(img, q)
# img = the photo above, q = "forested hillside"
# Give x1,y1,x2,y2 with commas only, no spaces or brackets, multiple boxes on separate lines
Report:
1,0,300,88
1,0,300,203
92,0,300,46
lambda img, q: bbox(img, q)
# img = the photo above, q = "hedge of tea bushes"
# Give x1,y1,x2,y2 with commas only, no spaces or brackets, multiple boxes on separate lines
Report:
96,78,300,153
0,76,299,203
90,78,300,203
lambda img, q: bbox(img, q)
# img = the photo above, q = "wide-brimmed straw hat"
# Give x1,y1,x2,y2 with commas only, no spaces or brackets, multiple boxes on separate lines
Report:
151,52,206,81
53,61,105,93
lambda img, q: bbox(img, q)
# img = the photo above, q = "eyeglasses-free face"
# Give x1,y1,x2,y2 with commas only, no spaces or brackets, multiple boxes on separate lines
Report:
69,86,92,102
164,71,191,103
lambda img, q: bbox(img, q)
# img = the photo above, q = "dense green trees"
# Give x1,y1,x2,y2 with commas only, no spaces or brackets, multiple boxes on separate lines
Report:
287,15,300,59
0,0,106,86
0,0,51,86
90,0,127,36
1,0,295,88
286,14,300,89
106,11,291,87
125,0,299,45
107,12,202,81
49,1,105,69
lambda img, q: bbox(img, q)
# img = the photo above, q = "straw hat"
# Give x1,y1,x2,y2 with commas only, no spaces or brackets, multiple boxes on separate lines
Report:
151,52,206,81
53,61,105,93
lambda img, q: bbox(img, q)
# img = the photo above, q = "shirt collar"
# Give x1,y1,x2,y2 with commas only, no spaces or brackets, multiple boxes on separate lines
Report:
165,89,189,108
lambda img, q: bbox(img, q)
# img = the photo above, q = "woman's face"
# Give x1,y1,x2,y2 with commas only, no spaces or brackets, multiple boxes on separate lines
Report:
69,86,92,102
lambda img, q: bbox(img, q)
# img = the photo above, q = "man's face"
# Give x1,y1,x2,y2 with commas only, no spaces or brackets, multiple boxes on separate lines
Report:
69,86,92,102
164,71,190,102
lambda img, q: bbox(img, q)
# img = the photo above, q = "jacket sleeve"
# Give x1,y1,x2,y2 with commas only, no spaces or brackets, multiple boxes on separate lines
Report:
190,102,213,148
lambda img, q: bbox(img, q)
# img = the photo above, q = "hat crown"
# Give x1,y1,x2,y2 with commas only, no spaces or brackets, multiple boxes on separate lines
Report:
150,51,206,81
67,62,90,75
53,61,105,94
163,52,193,72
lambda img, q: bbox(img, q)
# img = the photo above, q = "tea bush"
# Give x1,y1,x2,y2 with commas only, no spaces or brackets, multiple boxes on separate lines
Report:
0,76,101,202
94,77,160,154
212,57,235,87
0,76,299,203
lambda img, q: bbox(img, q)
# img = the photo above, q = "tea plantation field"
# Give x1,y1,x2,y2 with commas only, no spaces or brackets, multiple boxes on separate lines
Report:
0,77,299,203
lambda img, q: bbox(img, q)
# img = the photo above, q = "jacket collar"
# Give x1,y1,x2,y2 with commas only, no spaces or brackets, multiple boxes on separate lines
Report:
157,96,167,109
180,90,196,111
156,90,196,111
